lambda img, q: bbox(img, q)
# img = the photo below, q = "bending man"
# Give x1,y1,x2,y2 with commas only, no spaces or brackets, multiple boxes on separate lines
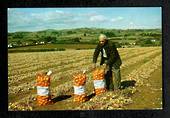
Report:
93,34,122,91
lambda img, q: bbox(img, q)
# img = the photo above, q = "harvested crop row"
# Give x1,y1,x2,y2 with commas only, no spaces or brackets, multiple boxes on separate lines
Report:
8,56,93,87
8,47,154,77
121,50,161,69
8,48,159,84
8,55,88,77
9,48,161,95
121,48,159,61
8,47,154,70
8,51,88,68
8,51,90,74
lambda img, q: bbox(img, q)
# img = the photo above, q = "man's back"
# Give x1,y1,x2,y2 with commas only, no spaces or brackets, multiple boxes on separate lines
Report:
93,40,122,68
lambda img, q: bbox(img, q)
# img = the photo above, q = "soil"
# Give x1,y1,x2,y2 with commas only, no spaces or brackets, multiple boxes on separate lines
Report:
124,66,162,109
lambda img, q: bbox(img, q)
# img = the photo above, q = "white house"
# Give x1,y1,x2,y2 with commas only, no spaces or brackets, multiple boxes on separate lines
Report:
8,44,13,48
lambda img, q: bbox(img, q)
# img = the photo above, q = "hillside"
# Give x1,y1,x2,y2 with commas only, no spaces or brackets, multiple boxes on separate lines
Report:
8,28,162,48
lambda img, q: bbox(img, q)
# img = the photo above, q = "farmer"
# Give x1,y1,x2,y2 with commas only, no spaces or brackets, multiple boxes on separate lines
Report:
93,34,122,91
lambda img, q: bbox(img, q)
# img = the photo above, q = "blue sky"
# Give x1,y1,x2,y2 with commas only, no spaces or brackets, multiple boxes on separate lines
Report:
8,7,162,32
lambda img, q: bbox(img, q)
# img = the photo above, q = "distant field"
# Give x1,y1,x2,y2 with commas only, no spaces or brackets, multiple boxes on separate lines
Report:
8,47,162,110
8,44,96,50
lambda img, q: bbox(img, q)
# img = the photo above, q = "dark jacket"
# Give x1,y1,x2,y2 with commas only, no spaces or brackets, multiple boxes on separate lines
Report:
93,40,122,69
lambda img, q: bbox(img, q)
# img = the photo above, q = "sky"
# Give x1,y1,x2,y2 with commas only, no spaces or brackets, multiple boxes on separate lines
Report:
8,7,162,32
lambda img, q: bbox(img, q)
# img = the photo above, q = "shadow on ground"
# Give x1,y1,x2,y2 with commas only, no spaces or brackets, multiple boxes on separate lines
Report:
121,80,136,89
52,95,72,103
51,80,136,103
87,93,96,100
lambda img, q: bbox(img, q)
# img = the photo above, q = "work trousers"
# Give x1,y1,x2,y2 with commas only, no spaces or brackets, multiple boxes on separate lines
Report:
105,66,121,90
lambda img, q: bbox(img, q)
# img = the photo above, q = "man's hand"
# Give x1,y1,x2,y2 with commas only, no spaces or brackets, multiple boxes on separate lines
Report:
103,64,109,74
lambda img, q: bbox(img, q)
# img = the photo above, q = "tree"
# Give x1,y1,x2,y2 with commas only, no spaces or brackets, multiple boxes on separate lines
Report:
144,39,153,44
43,36,56,43
67,31,74,34
84,33,86,36
72,37,80,43
16,40,22,46
12,33,24,39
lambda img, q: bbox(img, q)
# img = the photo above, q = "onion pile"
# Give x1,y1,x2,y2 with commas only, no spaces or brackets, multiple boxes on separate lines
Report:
36,95,53,106
92,67,106,95
36,72,53,106
73,73,86,86
8,102,33,111
73,94,88,103
94,88,106,95
36,73,50,87
92,67,105,80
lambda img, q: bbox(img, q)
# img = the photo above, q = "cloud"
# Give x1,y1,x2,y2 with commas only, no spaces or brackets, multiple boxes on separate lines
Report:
8,8,161,32
37,11,76,24
8,10,32,26
128,22,136,29
30,10,69,21
127,22,153,29
89,15,107,22
111,16,124,22
129,22,134,25
8,9,87,32
55,10,64,14
80,12,98,17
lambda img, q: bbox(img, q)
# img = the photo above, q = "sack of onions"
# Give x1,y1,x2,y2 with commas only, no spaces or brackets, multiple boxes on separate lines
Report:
73,71,88,102
36,70,54,106
92,67,106,95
